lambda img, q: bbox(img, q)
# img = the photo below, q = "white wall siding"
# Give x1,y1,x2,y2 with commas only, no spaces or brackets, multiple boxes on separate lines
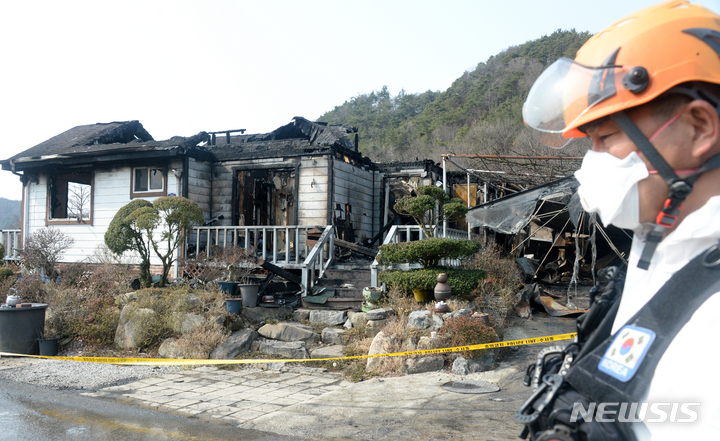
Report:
24,163,182,267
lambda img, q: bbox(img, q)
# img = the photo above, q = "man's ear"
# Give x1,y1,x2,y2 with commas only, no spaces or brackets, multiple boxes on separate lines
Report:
688,99,720,159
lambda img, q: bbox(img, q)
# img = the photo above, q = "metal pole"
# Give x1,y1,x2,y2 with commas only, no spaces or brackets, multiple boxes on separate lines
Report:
442,156,447,238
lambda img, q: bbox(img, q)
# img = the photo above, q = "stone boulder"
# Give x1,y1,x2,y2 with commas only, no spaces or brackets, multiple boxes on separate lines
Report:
365,308,393,321
407,311,443,330
292,309,311,322
114,306,158,351
210,329,258,359
402,356,445,374
365,318,389,338
451,353,496,375
242,306,293,326
310,345,345,359
366,330,397,370
158,338,207,359
171,312,205,335
309,310,347,326
258,322,320,343
321,327,346,345
251,337,309,359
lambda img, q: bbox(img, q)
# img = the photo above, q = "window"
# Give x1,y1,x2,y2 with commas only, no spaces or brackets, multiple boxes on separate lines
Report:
47,171,93,224
131,167,167,198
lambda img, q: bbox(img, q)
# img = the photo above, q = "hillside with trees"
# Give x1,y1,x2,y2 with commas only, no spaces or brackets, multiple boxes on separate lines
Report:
318,29,593,179
0,198,20,229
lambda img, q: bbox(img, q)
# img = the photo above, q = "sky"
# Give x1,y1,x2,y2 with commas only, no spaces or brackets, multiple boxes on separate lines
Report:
1,0,719,201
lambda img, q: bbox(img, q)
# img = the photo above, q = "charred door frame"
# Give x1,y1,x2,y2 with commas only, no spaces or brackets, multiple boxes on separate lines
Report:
231,163,300,227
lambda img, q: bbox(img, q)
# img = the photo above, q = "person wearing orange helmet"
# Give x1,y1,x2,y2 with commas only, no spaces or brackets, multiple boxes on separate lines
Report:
517,1,720,440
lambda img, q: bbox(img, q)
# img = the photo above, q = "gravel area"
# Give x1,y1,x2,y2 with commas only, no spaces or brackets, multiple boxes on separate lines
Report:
0,357,181,391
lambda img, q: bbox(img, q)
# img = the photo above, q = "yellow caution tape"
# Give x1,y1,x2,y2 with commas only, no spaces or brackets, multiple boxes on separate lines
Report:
0,332,576,366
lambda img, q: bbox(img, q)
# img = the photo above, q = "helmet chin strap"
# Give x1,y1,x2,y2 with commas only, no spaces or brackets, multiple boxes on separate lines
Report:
611,111,720,269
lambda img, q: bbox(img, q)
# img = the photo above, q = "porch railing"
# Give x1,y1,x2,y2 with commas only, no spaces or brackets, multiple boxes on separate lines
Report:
301,225,335,296
0,229,21,261
370,225,481,287
189,225,318,266
188,225,336,296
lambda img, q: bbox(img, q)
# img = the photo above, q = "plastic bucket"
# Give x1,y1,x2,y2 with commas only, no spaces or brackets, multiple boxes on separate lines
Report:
38,337,59,356
239,284,259,308
225,298,243,314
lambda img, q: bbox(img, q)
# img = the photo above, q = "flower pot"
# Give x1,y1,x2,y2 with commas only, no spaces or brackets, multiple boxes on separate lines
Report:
434,273,451,301
239,284,259,308
225,298,243,314
412,289,427,303
218,281,240,297
38,337,59,356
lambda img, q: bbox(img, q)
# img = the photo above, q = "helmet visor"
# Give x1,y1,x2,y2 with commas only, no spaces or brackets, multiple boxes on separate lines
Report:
523,57,626,148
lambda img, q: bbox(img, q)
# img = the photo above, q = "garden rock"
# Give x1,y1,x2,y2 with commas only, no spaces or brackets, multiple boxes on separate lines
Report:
407,310,431,329
309,310,346,326
402,355,444,374
310,345,345,359
443,309,472,320
158,338,205,359
321,327,346,345
407,311,442,330
451,353,496,375
366,330,397,370
242,306,293,326
365,318,389,338
210,329,258,359
171,312,204,334
114,306,157,351
343,318,352,329
292,309,311,322
365,308,392,321
348,311,367,328
258,322,319,343
251,337,309,359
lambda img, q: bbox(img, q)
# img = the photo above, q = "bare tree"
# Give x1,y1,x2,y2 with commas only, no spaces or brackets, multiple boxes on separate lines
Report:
67,182,91,221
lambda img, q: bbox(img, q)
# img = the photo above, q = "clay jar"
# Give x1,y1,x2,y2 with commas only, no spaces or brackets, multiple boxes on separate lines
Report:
434,273,451,301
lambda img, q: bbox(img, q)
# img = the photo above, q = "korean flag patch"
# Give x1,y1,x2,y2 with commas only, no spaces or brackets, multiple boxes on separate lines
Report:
598,325,656,382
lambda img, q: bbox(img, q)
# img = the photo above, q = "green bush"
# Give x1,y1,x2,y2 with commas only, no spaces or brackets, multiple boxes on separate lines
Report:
0,267,13,281
377,238,481,268
378,267,487,298
0,243,5,261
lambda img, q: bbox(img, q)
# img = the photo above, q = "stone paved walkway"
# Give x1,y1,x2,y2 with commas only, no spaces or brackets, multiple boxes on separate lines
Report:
84,365,353,426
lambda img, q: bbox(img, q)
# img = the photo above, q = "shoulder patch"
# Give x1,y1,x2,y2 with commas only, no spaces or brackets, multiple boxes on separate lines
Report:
598,325,656,382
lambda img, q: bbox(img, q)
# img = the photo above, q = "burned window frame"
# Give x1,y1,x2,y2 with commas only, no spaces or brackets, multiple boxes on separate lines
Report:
130,166,167,199
46,169,94,225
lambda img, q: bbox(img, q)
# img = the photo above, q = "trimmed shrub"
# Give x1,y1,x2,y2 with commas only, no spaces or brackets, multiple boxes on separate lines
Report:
378,267,487,298
377,238,481,268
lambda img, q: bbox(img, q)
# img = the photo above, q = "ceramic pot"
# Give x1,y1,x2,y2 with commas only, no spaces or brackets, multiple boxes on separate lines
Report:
434,273,451,301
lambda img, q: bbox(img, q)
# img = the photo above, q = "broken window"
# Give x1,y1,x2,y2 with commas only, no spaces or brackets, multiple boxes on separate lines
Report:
48,171,93,223
131,167,166,198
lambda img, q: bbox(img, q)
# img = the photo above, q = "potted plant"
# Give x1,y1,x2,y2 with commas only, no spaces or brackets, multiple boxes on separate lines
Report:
212,247,260,310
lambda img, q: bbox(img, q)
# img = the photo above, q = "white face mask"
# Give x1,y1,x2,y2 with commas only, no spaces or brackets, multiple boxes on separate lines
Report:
574,150,649,231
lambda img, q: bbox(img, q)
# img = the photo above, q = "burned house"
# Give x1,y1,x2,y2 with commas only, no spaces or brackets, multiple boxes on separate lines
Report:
0,117,464,287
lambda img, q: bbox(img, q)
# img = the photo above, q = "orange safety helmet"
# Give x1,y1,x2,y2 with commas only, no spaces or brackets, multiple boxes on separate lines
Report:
523,0,720,148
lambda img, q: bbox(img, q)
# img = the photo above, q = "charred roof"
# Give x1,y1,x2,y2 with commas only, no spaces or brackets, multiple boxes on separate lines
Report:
206,117,360,161
1,117,362,172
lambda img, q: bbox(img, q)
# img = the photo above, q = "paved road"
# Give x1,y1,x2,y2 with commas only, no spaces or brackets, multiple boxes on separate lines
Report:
0,379,302,441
